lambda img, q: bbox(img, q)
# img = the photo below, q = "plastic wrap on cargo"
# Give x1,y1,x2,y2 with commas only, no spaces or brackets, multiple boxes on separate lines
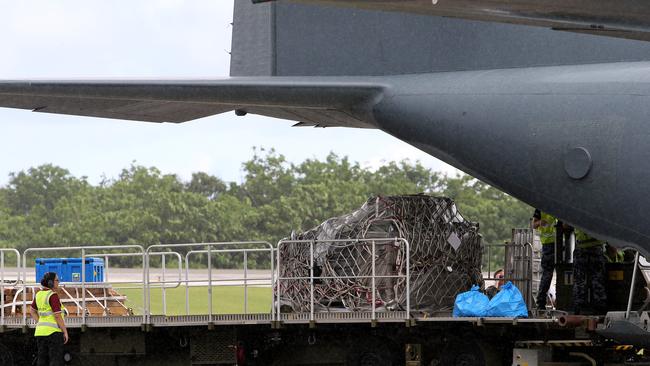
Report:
278,195,483,313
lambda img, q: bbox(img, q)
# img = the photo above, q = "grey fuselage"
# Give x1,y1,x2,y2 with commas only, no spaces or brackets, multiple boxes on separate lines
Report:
370,62,650,252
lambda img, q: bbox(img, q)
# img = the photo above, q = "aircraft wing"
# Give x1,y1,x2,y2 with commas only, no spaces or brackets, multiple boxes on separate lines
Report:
0,80,384,128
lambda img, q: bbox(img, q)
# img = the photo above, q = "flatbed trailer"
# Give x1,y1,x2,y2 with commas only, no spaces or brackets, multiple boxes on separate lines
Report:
0,239,648,366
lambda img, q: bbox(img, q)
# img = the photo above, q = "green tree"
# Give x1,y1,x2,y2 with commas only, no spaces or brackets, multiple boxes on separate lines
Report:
186,172,227,200
0,150,532,269
4,164,88,216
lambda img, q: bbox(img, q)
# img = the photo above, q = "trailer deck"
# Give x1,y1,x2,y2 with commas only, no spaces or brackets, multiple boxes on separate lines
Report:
0,239,549,330
4,238,643,366
1,312,558,329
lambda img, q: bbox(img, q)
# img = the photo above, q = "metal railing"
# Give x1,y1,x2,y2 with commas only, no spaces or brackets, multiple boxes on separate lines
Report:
0,248,20,327
22,245,146,326
2,239,418,326
145,242,274,323
483,240,535,309
95,251,183,289
184,248,273,315
89,251,183,316
276,238,410,322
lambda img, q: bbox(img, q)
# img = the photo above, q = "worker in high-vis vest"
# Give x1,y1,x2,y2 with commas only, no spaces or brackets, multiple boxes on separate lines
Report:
29,272,68,366
573,229,607,314
533,209,557,310
604,243,625,263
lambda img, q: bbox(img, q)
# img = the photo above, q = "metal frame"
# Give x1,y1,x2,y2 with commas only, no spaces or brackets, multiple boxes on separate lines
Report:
184,248,273,315
22,245,145,326
91,251,183,315
145,241,274,323
483,240,535,308
276,238,410,322
0,248,20,327
94,251,183,289
627,251,641,319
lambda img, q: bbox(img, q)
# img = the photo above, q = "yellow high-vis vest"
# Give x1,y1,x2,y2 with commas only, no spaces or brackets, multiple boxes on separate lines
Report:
34,289,64,337
538,212,556,245
605,250,625,263
575,229,605,249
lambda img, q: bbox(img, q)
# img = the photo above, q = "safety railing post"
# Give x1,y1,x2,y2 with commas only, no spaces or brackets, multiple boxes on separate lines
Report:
270,245,275,323
487,243,491,280
371,240,376,321
208,244,213,323
0,249,18,326
22,251,26,327
626,251,640,320
405,239,410,318
162,254,167,316
276,242,281,322
81,248,86,326
104,256,109,283
1,251,4,325
143,249,149,325
527,242,534,309
310,240,315,322
244,251,248,314
185,254,190,315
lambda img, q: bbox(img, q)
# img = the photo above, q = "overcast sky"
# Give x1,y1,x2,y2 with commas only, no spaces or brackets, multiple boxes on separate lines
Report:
0,1,460,186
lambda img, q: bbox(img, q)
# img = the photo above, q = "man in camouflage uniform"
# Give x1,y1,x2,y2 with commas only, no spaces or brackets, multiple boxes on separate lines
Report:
533,209,556,310
573,229,607,314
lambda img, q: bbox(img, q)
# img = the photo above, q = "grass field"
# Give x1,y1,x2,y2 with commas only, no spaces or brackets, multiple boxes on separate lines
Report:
118,285,273,315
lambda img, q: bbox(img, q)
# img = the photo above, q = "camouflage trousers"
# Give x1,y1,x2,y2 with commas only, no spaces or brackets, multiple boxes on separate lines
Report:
536,244,555,307
572,246,607,310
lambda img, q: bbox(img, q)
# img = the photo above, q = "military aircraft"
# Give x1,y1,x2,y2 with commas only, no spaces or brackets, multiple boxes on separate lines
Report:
2,0,650,255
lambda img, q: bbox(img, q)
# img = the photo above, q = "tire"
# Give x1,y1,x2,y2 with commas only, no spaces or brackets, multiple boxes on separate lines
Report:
424,336,485,366
346,339,398,366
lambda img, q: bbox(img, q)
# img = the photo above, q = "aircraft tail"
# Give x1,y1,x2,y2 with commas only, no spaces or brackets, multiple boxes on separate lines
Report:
230,1,650,77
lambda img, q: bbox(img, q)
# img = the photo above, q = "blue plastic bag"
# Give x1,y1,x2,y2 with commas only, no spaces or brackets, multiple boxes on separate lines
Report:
485,281,528,318
453,285,489,317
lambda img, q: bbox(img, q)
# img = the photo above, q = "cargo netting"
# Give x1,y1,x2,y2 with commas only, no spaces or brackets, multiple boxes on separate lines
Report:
278,195,483,313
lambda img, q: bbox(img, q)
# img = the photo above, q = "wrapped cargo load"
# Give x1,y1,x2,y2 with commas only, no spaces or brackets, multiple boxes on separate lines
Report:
279,194,483,313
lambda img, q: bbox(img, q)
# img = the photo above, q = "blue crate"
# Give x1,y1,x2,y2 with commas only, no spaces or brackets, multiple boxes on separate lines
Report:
66,258,104,282
34,258,65,283
35,258,105,283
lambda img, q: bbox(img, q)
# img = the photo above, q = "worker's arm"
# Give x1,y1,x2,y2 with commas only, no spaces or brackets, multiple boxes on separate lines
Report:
29,307,39,322
53,313,69,344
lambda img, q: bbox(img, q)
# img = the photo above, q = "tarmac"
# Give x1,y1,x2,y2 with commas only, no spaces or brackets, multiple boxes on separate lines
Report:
0,267,272,287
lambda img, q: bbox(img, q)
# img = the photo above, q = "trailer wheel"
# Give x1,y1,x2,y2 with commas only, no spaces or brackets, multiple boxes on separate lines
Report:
346,340,397,366
442,352,483,366
425,337,485,366
347,350,394,366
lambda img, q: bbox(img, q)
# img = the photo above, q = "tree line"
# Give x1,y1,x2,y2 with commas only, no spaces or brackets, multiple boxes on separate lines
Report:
0,148,531,268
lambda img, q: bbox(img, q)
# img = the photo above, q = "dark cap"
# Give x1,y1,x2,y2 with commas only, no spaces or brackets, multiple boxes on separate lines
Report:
533,209,541,219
